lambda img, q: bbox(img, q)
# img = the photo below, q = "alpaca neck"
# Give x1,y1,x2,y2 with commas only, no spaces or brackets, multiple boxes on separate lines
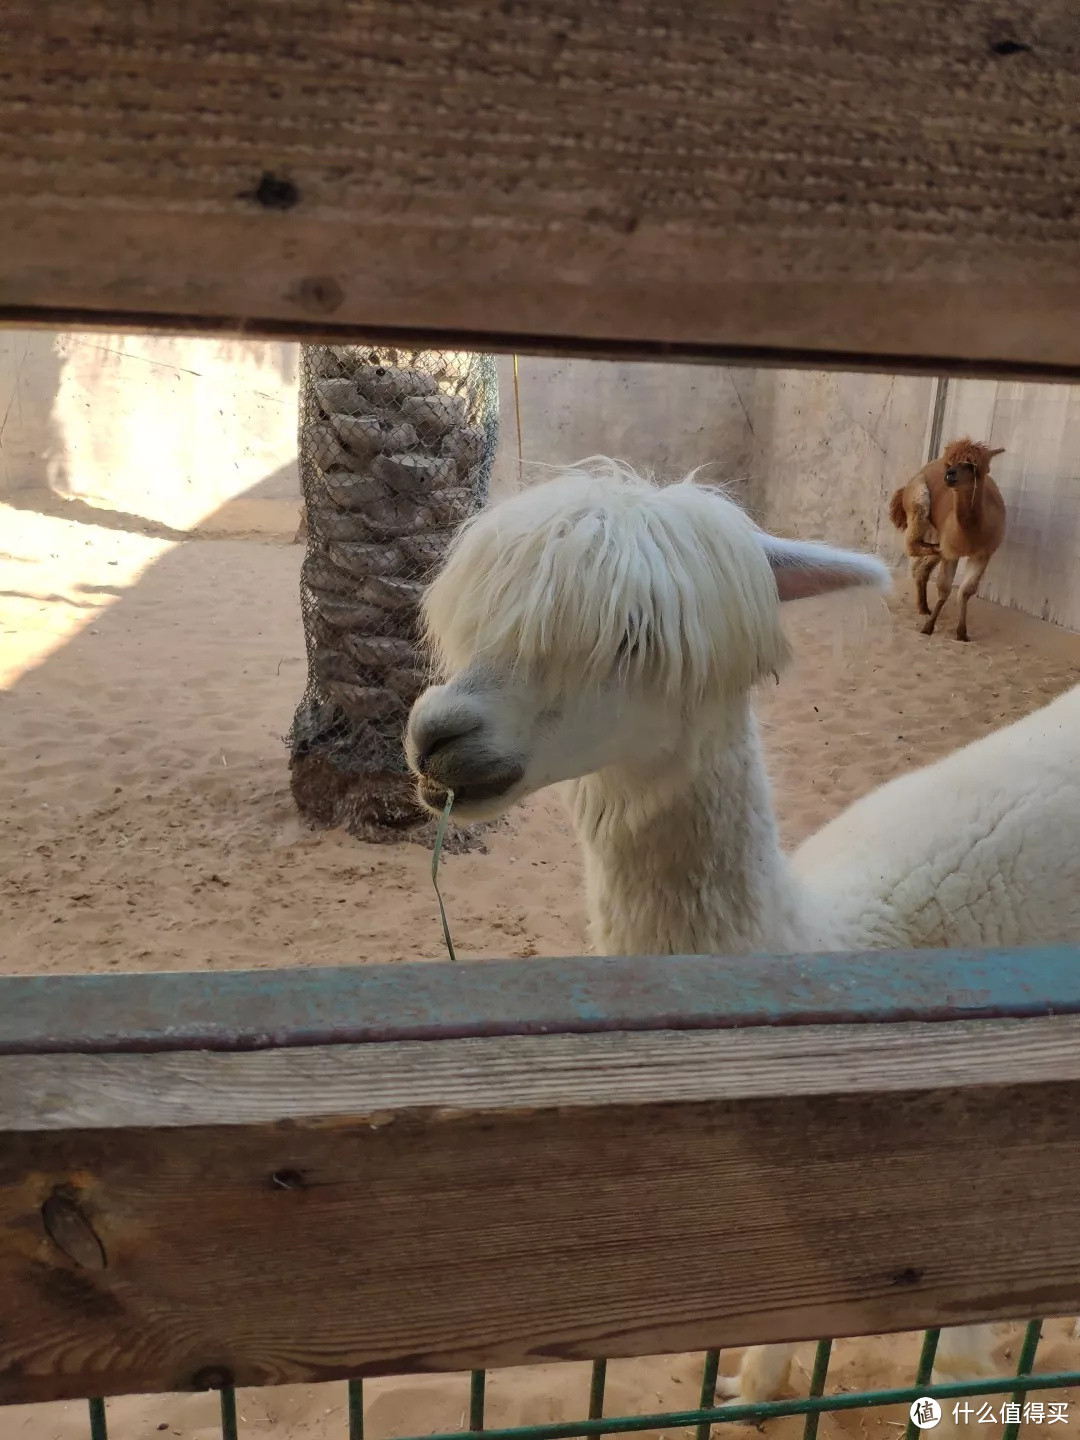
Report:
953,481,981,531
567,700,830,958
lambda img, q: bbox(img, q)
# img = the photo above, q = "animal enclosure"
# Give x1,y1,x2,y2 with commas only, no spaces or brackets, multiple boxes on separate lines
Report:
8,442,1080,1440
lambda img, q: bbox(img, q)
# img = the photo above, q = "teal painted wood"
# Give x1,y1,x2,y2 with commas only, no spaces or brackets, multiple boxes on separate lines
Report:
3,946,1080,1055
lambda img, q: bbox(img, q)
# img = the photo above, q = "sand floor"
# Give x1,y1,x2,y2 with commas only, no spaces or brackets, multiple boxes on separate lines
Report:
3,500,1080,1440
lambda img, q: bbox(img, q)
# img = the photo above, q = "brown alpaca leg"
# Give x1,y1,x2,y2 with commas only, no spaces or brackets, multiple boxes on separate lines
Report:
911,555,938,616
955,554,990,642
921,558,957,636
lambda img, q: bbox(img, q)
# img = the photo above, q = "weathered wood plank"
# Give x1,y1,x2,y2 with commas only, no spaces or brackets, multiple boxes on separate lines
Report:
4,947,1080,1054
2,1,1080,374
5,1015,1080,1402
5,1015,1080,1130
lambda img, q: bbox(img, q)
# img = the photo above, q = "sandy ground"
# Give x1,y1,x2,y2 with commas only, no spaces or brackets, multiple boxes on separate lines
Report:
3,501,1080,1440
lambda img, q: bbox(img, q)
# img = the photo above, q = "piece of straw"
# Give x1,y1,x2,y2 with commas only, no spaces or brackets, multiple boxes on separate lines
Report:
431,789,458,962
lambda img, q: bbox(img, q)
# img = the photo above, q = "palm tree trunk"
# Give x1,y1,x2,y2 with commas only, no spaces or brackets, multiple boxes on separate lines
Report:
288,345,499,842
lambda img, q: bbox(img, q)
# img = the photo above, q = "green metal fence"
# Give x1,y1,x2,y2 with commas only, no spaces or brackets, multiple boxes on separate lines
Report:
76,1325,1080,1440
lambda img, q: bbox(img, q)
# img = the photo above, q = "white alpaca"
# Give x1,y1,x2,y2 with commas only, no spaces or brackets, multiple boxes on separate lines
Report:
404,458,1080,1402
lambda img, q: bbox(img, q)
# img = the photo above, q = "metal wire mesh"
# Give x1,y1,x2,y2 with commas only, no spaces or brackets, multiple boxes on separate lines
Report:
287,345,499,842
81,1322,1080,1439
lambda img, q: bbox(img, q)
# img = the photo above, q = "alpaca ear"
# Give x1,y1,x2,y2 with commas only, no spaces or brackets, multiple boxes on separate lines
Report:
989,447,1006,457
759,534,891,603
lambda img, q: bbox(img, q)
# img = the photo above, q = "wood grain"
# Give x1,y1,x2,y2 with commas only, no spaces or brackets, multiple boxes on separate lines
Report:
2,1,1080,373
6,1016,1080,1130
6,1016,1080,1402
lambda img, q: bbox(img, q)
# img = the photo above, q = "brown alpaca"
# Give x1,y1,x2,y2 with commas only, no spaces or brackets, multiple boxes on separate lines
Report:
888,438,1007,642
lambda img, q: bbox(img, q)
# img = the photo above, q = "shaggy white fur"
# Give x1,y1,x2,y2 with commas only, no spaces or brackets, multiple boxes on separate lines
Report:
794,682,1080,949
406,458,1080,1403
422,458,794,702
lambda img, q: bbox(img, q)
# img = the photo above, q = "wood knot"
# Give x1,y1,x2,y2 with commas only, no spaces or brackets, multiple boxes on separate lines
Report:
191,1365,234,1391
270,1168,307,1191
247,172,300,210
288,275,345,315
892,1266,923,1287
41,1189,107,1271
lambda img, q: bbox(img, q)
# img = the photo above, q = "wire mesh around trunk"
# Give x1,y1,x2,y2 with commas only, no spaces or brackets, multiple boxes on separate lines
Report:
288,346,498,842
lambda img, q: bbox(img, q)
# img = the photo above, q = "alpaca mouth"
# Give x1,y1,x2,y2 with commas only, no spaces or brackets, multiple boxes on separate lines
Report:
417,766,524,816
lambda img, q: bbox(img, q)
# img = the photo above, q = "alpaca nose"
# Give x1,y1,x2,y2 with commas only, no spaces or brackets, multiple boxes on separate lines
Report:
408,702,482,775
407,693,526,813
415,720,479,773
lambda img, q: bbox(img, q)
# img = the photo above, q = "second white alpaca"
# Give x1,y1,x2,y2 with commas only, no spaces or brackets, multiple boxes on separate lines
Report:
405,458,1080,1401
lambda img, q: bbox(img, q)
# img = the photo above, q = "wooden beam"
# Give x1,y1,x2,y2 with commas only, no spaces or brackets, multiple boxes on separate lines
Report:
3,946,1080,1054
3,1,1080,375
6,962,1080,1402
8,1013,1080,1131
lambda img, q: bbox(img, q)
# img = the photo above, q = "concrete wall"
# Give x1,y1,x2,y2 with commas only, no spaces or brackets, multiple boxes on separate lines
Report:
3,330,1077,631
938,379,1080,631
490,355,756,500
737,370,935,552
0,331,300,534
0,330,947,563
1,337,758,531
491,359,937,556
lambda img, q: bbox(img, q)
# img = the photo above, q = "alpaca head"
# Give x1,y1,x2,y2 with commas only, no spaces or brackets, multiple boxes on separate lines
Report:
406,458,889,820
942,438,1006,490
